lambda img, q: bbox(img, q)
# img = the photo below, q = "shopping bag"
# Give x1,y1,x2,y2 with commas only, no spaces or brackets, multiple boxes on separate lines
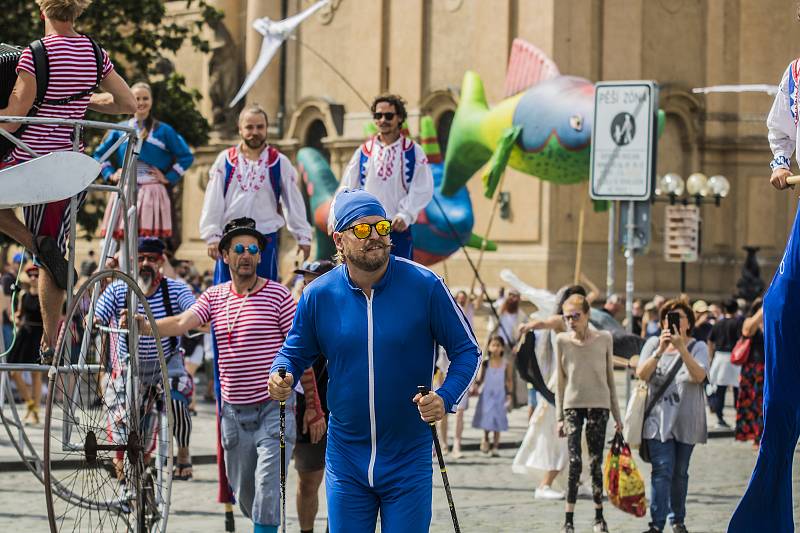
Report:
623,381,648,448
604,433,647,517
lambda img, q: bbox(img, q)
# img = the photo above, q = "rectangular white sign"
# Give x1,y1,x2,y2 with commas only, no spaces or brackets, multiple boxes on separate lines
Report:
664,205,700,263
590,81,658,201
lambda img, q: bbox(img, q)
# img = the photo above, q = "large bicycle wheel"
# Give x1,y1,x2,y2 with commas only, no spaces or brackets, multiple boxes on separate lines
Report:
43,270,173,532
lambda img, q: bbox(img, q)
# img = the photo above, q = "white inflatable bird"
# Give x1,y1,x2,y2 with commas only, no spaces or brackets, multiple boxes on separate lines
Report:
229,0,329,107
499,269,557,320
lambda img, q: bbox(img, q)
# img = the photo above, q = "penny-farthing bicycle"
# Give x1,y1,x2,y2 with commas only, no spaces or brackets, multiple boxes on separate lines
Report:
0,116,173,532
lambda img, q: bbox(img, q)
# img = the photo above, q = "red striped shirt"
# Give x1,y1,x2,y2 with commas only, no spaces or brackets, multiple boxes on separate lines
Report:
190,280,297,404
13,34,113,161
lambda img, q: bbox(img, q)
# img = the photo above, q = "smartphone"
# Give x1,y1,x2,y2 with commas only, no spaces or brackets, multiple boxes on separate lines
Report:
667,311,681,334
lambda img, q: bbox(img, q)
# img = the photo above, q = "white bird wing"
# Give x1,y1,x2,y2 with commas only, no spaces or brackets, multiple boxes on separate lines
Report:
272,0,330,35
692,84,778,96
229,35,283,108
229,0,329,108
499,269,557,319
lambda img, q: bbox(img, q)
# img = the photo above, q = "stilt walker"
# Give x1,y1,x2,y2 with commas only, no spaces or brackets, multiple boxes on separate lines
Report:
730,52,800,532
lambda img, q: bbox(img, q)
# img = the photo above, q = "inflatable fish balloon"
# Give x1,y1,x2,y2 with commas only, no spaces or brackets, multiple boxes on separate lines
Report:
412,116,496,265
442,70,666,198
297,147,339,261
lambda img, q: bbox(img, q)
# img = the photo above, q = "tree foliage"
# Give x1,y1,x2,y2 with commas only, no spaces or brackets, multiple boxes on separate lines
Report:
0,0,222,238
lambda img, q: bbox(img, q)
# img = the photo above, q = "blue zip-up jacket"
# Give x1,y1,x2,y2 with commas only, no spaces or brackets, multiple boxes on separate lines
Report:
93,119,194,184
271,256,481,486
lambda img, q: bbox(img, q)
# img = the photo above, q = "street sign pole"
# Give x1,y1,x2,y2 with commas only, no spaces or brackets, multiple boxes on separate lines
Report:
607,201,616,299
624,200,635,400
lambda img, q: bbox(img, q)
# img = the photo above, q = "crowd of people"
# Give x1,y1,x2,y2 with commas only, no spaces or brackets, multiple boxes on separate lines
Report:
0,1,774,532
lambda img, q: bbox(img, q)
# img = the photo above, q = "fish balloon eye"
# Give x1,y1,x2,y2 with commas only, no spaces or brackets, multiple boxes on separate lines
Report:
570,115,583,132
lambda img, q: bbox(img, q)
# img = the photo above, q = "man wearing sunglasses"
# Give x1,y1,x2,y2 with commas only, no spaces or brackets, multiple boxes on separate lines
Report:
95,237,197,482
131,218,322,533
269,189,481,532
336,94,433,260
200,104,313,284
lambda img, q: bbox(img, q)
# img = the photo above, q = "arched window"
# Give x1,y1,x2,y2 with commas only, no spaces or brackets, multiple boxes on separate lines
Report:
304,119,330,162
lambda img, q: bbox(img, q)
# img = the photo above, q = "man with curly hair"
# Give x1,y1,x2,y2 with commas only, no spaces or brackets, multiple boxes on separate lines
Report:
336,94,433,260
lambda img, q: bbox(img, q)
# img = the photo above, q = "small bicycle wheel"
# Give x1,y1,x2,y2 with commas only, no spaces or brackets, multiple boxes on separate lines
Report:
43,270,173,532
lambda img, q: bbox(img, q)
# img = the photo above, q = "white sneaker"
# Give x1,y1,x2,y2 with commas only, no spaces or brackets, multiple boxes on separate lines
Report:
534,485,565,500
577,483,593,498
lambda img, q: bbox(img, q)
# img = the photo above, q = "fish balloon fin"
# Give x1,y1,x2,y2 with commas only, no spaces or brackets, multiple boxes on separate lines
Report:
466,233,497,251
482,126,521,198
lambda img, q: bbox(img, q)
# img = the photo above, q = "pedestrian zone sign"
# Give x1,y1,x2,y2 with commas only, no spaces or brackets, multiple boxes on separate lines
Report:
590,81,658,201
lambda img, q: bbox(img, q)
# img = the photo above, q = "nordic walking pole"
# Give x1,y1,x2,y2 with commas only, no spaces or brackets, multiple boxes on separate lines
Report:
224,503,235,532
418,385,461,533
278,368,287,533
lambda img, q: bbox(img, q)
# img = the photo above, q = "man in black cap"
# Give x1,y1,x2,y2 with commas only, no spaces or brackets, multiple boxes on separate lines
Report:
131,218,321,532
96,237,198,481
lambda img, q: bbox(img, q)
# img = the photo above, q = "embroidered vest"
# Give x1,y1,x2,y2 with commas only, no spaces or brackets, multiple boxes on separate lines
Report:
790,59,800,125
357,136,416,192
223,145,283,214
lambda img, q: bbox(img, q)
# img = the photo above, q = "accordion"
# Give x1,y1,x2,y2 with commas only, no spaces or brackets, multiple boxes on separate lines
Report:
0,43,23,158
0,43,22,109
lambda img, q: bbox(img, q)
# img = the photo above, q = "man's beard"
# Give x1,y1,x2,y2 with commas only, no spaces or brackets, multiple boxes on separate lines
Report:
502,299,519,314
243,136,266,149
344,240,391,272
137,266,157,293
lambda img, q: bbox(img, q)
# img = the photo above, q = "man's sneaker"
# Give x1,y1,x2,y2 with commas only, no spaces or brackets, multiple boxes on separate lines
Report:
534,485,564,500
561,523,575,533
672,524,689,533
593,519,609,533
642,524,662,533
39,347,55,366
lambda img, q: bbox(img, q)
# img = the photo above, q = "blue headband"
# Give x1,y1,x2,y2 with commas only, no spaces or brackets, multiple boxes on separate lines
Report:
333,189,387,232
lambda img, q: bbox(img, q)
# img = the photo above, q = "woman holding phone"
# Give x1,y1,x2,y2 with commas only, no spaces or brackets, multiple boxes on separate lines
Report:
636,299,709,533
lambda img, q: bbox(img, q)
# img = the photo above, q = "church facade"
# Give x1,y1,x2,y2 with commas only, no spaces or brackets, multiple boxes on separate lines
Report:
165,0,799,298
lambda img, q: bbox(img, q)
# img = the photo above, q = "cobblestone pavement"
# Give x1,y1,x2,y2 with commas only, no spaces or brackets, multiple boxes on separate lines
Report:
0,411,797,532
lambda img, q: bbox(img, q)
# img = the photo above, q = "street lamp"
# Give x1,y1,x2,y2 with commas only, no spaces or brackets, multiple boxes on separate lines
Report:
655,172,730,206
653,172,731,292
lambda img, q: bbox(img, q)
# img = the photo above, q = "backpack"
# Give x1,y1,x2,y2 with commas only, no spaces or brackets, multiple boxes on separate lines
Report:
222,145,283,214
357,136,416,191
513,330,556,405
0,35,103,160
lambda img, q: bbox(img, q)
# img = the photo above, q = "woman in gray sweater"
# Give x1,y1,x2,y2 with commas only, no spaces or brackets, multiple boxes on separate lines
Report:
556,294,622,533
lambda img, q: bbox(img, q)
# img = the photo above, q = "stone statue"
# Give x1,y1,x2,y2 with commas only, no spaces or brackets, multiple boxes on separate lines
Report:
736,246,765,303
208,17,242,137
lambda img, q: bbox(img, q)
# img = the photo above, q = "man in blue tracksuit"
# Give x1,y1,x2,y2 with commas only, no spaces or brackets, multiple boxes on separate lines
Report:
269,189,481,533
